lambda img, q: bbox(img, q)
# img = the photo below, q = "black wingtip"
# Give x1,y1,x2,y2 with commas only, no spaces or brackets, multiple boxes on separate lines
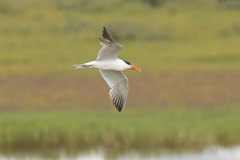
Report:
113,102,122,112
117,108,122,112
116,105,123,112
102,26,115,43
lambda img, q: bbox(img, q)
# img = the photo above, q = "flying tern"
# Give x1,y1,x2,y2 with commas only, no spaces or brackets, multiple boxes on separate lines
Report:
74,27,141,112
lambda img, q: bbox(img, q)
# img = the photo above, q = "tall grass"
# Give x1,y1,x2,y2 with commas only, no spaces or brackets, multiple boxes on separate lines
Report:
0,108,240,150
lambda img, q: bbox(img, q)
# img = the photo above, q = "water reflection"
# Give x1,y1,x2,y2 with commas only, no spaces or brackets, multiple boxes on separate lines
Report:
0,145,240,160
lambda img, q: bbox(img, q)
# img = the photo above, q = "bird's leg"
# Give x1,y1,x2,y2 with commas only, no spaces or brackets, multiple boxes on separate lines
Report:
82,64,93,68
74,64,92,69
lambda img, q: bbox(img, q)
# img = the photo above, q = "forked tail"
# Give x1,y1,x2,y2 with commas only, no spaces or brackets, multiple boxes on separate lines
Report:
74,64,93,69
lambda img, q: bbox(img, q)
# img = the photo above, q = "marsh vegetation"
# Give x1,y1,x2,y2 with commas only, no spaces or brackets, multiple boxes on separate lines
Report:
0,0,240,152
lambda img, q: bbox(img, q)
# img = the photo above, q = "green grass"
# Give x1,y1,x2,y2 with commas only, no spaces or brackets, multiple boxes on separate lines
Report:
0,107,240,150
1,0,240,77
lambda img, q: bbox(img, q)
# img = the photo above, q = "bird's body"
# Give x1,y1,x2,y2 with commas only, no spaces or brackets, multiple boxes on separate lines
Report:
78,59,130,71
74,27,141,112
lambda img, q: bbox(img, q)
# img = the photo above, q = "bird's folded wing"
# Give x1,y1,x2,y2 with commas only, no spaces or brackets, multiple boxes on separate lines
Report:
97,27,122,61
99,70,128,112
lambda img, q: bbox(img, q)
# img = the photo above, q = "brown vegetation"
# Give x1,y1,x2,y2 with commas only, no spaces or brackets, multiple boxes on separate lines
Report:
1,71,239,110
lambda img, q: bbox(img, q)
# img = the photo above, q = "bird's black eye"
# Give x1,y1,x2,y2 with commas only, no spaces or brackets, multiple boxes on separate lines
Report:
123,60,132,65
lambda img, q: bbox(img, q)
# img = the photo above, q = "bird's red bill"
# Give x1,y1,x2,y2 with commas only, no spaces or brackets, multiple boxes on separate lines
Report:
131,66,141,72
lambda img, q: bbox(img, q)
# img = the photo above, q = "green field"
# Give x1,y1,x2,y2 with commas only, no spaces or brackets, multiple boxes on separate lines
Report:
0,108,240,150
1,0,240,150
1,0,240,77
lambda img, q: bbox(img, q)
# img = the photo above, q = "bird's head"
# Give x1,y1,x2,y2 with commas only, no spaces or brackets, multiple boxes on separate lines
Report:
123,60,141,72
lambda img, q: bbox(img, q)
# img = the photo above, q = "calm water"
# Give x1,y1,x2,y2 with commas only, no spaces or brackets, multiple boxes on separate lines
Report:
0,145,240,160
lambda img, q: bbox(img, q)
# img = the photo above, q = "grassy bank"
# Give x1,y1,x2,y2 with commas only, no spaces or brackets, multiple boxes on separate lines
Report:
0,107,240,150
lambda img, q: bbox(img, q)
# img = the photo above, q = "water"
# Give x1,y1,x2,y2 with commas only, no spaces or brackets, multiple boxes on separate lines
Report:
0,145,240,160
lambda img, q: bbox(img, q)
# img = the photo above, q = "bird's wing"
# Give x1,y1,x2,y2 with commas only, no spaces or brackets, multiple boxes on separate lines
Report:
97,27,122,61
99,70,128,112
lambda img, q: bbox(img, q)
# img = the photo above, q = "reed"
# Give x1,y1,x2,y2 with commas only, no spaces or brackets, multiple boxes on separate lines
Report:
0,108,239,150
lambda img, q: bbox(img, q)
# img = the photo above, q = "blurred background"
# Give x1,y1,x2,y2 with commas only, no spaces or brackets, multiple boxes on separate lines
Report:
0,0,240,159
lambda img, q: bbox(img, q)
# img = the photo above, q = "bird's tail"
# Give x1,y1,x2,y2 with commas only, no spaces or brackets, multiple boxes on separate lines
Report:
74,64,85,69
73,64,93,69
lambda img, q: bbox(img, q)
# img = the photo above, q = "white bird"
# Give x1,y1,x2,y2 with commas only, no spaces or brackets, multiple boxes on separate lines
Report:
74,27,141,112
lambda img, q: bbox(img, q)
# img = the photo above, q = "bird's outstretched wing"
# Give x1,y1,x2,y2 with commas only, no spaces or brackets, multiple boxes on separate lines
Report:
99,70,128,112
97,27,122,61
